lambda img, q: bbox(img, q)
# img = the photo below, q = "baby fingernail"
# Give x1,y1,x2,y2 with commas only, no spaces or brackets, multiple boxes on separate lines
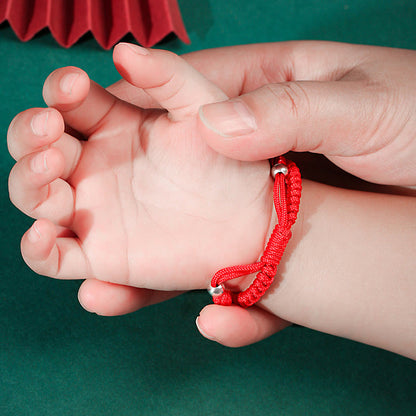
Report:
31,151,48,173
120,42,150,56
31,110,50,136
27,222,41,243
60,72,80,95
199,100,257,138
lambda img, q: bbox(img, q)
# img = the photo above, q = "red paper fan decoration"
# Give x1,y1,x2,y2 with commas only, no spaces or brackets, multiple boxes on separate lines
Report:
0,0,190,49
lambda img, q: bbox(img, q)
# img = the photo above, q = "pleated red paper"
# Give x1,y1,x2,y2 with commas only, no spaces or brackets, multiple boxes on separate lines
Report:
0,0,189,49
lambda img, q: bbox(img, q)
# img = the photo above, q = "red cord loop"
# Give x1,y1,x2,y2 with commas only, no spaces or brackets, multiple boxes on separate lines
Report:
209,156,302,308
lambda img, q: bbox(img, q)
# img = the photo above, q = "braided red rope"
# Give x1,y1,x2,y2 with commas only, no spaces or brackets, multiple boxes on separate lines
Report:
209,156,302,307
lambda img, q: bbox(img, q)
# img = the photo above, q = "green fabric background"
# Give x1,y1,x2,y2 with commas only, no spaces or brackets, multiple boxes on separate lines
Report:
1,1,416,415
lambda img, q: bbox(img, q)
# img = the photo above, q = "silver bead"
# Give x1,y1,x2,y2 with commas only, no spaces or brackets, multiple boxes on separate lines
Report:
271,163,288,179
208,284,224,297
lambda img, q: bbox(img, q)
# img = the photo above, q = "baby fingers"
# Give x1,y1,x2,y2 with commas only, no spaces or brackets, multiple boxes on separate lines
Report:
113,43,228,121
21,219,90,279
7,107,83,179
9,147,75,227
8,108,64,160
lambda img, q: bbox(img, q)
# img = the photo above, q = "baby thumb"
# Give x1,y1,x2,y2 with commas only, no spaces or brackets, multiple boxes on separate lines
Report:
198,80,374,161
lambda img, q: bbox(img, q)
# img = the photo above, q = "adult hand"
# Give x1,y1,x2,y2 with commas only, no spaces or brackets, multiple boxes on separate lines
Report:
84,41,416,347
111,41,416,186
194,42,416,186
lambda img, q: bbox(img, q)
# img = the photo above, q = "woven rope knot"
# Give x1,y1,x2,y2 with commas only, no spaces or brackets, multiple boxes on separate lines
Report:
261,263,278,280
213,290,233,306
261,226,292,265
209,157,301,308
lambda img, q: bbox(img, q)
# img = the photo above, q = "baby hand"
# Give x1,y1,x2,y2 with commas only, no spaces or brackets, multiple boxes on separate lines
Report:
8,44,271,293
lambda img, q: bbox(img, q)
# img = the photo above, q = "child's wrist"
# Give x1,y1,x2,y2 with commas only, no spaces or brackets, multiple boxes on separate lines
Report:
209,158,302,307
223,179,276,294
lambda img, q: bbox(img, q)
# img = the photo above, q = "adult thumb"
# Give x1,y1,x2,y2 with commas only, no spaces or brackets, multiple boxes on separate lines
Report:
198,80,377,161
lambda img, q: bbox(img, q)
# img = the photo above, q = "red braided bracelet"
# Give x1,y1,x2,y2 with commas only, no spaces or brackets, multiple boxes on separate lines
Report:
208,156,302,307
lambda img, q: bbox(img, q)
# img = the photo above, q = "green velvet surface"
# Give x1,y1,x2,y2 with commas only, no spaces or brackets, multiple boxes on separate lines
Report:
1,1,415,414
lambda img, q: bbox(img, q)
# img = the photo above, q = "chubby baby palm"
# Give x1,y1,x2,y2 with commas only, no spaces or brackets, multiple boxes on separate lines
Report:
9,44,270,291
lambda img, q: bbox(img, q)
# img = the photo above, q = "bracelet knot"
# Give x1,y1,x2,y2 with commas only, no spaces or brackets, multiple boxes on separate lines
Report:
209,156,301,308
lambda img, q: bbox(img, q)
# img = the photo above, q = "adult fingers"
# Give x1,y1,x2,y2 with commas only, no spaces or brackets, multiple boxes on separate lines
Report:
198,79,383,161
78,279,182,316
112,43,228,121
196,304,290,347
